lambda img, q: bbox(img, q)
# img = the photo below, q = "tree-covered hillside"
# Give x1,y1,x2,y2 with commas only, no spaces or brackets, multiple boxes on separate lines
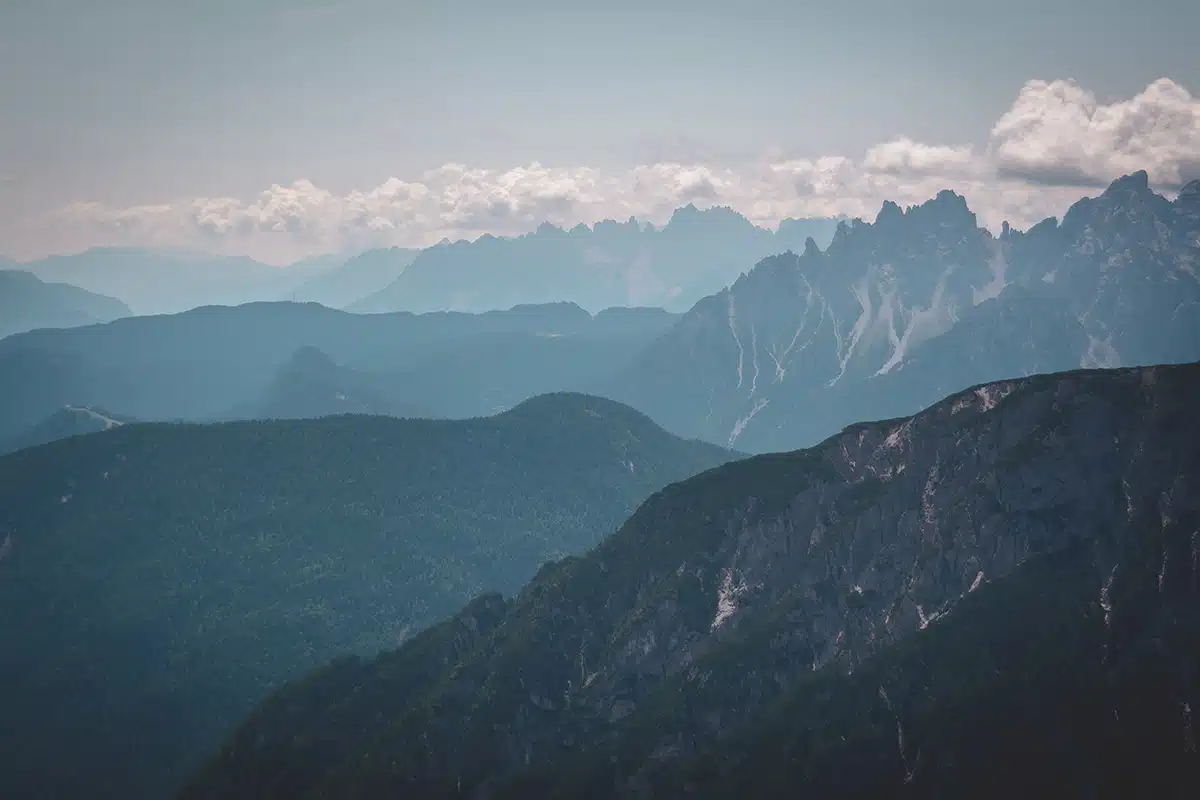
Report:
181,363,1200,799
0,393,733,800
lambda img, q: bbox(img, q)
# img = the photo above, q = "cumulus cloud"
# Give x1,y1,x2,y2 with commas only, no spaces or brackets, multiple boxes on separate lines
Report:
35,77,1199,263
991,78,1200,189
862,138,978,178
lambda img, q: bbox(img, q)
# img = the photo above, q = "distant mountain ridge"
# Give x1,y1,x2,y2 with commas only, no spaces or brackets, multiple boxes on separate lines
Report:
16,209,841,318
0,269,131,339
231,345,432,421
181,362,1200,799
602,172,1200,452
24,247,335,315
285,247,420,308
0,300,678,443
0,404,137,455
352,209,843,314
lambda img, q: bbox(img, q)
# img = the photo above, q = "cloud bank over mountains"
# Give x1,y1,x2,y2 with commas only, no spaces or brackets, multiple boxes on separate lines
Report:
26,78,1200,263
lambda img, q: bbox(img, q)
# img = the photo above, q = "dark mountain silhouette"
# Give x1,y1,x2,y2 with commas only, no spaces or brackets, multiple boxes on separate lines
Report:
182,362,1200,800
229,346,431,421
0,394,733,800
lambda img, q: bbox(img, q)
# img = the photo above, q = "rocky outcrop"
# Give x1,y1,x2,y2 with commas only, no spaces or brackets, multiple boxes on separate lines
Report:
182,361,1200,799
604,174,1200,453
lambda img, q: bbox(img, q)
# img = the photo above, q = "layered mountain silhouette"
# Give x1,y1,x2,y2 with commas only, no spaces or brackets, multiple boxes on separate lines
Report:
0,269,130,339
0,394,733,800
229,345,432,421
181,362,1200,799
16,210,841,318
602,172,1200,452
352,209,843,314
5,175,1198,461
24,247,333,315
0,404,138,455
0,301,677,442
285,247,419,309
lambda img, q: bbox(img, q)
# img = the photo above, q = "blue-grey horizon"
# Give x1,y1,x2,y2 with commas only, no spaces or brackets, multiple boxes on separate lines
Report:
2,0,1198,264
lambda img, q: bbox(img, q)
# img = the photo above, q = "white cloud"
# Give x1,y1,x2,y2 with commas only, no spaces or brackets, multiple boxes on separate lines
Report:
863,138,979,178
990,78,1200,189
31,77,1199,263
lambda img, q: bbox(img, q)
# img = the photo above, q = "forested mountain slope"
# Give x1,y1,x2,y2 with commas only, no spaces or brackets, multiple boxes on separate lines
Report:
0,394,732,800
184,362,1199,799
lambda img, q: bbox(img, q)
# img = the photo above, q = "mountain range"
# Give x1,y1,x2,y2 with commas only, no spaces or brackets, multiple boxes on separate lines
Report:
4,174,1198,463
5,174,1199,462
0,301,678,443
10,211,841,319
350,210,844,314
603,172,1200,452
0,394,733,800
0,269,131,339
21,247,332,316
3,172,1198,800
181,362,1200,799
286,247,420,308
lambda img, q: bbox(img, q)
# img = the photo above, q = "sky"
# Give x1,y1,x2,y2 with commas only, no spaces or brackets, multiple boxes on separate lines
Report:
2,0,1199,264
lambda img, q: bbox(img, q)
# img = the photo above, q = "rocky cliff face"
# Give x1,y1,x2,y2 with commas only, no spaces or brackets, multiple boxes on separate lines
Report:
182,361,1200,799
605,173,1200,454
1004,170,1200,368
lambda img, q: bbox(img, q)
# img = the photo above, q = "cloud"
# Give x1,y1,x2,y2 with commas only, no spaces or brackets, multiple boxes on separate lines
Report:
34,77,1198,263
862,138,978,178
990,78,1200,189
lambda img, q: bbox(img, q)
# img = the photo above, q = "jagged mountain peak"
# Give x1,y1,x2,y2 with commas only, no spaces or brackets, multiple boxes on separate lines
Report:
1178,178,1200,203
1051,172,1178,242
606,176,1200,455
351,203,843,315
908,187,978,229
830,218,853,247
1175,179,1200,224
663,203,757,231
1103,169,1152,196
827,191,982,256
874,199,904,226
